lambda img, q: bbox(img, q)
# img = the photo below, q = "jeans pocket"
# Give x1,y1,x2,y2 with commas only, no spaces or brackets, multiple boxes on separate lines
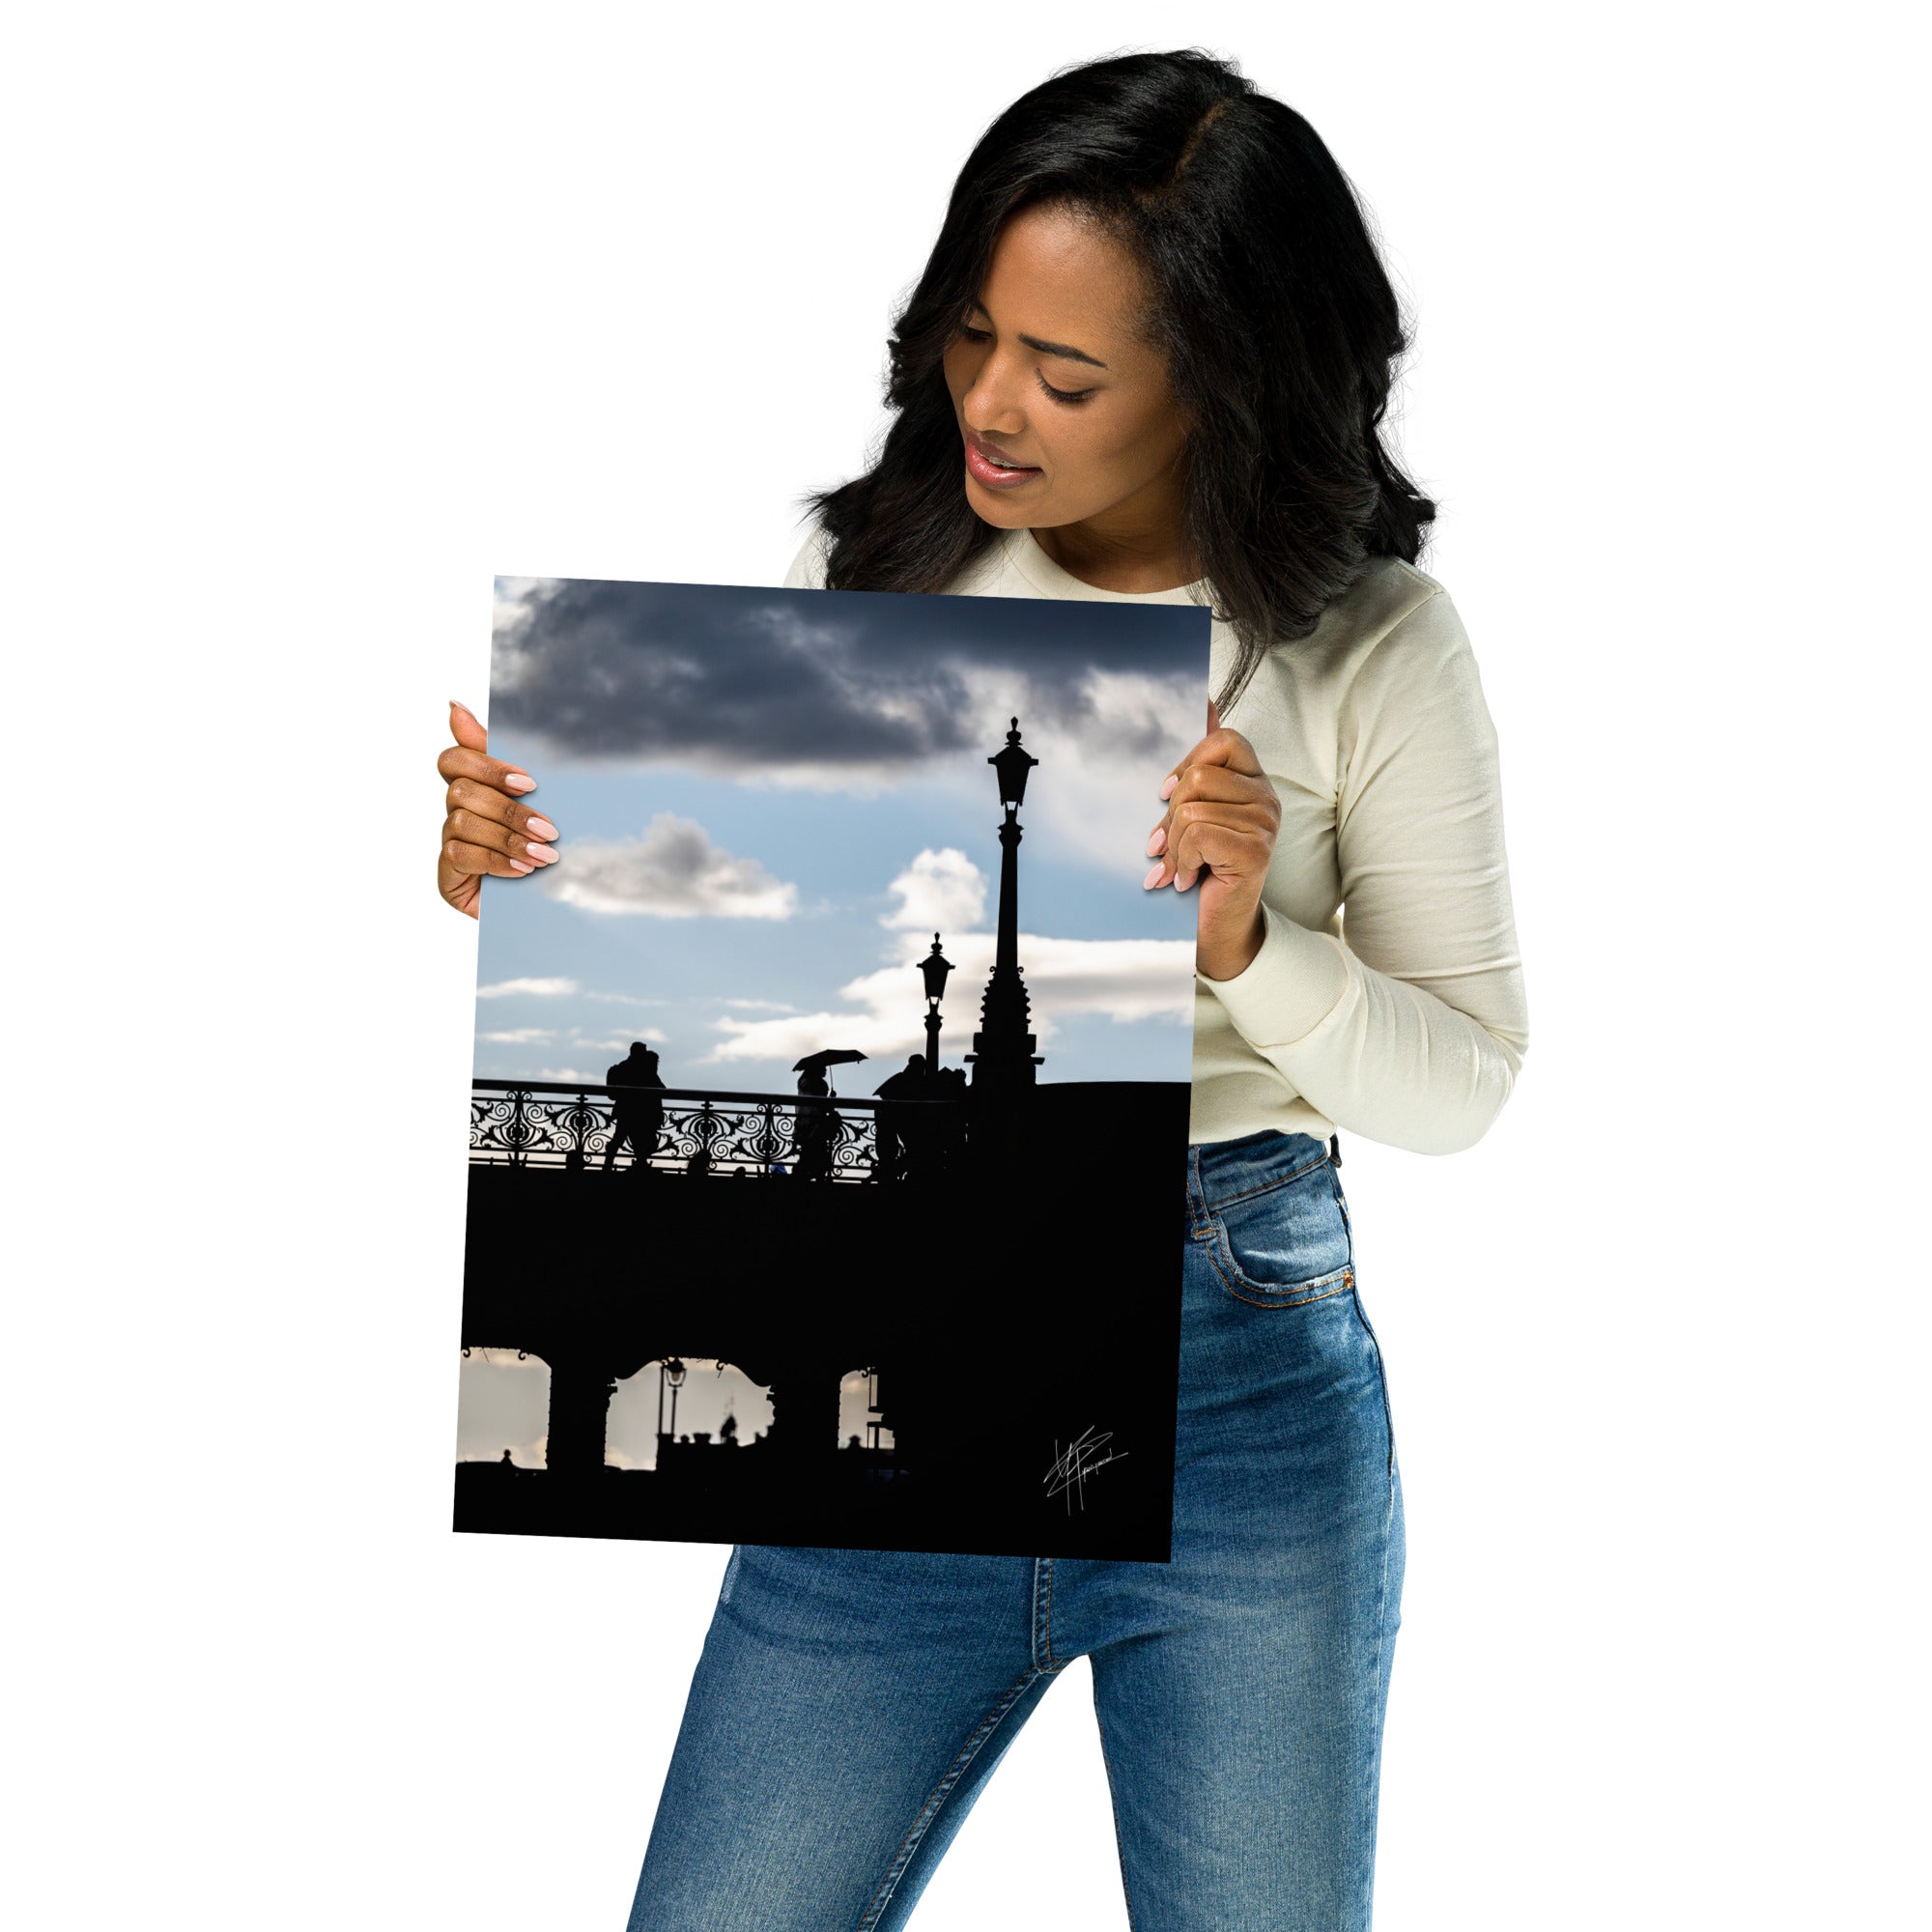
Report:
1207,1156,1355,1308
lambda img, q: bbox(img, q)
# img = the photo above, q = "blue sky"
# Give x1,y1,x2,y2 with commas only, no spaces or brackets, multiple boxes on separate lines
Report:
470,575,1213,1096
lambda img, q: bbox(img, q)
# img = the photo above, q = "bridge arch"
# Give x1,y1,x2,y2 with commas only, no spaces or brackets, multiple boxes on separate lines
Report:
838,1364,895,1455
609,1358,776,1470
455,1345,552,1468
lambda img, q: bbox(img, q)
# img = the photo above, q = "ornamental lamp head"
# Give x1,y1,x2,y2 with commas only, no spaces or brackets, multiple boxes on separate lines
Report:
988,717,1038,809
920,932,954,1003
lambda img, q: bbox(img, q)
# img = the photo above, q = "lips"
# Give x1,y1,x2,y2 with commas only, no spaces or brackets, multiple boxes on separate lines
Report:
963,431,1042,487
970,434,1037,469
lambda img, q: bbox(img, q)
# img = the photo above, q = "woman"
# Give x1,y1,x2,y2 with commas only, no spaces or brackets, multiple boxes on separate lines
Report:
791,1066,838,1183
437,49,1528,1930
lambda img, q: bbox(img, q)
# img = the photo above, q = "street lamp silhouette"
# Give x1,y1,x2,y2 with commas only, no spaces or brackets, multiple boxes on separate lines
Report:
920,933,953,1075
659,1356,688,1451
968,718,1043,1094
989,718,1037,810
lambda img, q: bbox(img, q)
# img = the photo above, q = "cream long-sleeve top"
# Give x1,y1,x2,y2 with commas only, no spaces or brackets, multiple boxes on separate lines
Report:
782,522,1530,1156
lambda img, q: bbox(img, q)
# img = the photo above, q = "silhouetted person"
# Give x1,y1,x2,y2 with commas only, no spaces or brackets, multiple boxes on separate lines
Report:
793,1068,837,1181
872,1055,929,1180
603,1041,667,1173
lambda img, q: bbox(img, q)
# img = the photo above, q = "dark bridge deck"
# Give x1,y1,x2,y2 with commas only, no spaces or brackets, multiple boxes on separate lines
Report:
456,1080,1191,1558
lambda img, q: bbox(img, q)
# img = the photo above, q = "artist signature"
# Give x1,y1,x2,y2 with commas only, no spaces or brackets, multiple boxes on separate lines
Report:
1043,1426,1129,1511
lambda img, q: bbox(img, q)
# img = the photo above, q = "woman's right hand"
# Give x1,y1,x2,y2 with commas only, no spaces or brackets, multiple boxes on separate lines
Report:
436,698,560,920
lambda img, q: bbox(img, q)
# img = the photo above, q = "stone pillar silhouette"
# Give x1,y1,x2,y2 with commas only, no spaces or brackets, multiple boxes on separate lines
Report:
763,1354,842,1470
546,1356,618,1475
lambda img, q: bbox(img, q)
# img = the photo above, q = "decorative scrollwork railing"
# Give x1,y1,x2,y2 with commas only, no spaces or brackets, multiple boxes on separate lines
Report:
469,1080,965,1183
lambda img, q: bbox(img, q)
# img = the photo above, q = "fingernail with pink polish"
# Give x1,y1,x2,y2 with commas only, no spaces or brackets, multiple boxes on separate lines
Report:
1159,775,1179,800
526,815,557,840
1143,863,1166,889
504,771,536,792
525,842,559,864
1146,827,1167,857
508,859,533,874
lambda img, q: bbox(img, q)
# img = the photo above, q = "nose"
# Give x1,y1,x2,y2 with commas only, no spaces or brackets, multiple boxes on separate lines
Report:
959,346,1029,437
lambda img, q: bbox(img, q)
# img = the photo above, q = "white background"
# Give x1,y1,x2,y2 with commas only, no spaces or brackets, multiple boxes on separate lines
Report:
9,3,1925,1926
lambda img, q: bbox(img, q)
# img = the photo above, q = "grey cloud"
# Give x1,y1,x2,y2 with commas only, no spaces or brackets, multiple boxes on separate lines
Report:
540,812,798,919
492,575,1208,770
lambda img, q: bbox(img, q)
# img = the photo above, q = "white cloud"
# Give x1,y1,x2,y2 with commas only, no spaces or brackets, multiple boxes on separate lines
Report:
706,926,1193,1067
573,1031,674,1053
477,976,579,999
479,1028,556,1044
541,812,798,920
709,1007,926,1068
855,929,1196,1027
705,842,1192,1071
882,847,987,933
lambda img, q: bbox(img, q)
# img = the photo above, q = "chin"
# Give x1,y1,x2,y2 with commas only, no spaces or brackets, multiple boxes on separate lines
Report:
964,483,1035,528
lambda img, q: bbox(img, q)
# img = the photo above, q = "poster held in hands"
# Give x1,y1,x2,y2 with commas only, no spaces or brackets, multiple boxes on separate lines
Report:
454,574,1209,1558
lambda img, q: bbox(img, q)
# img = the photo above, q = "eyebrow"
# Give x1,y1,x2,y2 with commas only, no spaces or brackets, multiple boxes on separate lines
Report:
967,299,1108,370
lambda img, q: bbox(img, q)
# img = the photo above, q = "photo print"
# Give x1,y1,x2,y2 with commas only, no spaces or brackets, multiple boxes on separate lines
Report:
453,574,1211,1558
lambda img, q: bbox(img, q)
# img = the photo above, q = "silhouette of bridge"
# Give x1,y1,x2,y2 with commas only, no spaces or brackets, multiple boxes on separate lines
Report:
453,716,1188,1558
456,1074,1186,1556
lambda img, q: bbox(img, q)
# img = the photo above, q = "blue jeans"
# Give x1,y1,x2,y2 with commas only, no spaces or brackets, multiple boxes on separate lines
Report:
627,1130,1405,1930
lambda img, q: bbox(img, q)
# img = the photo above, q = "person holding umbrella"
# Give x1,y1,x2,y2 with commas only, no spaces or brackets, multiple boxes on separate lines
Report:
791,1049,866,1182
793,1047,868,1096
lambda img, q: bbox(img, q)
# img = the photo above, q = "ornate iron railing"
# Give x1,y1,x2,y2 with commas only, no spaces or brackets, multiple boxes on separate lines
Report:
469,1079,965,1182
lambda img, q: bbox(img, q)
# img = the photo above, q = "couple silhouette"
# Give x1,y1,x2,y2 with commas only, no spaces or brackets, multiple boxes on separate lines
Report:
601,1041,668,1173
871,1055,966,1181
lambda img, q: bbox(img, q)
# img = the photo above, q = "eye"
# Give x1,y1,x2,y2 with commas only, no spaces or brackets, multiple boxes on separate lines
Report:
1037,371,1094,406
953,320,1094,405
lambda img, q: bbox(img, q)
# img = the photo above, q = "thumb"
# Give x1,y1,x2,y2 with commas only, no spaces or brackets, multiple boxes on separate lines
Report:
449,697,488,753
1206,696,1222,735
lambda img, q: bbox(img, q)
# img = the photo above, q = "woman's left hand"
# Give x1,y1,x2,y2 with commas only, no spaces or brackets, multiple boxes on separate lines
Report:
1144,700,1281,981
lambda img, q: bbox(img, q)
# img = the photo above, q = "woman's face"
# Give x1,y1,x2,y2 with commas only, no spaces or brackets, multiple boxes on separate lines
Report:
940,203,1191,539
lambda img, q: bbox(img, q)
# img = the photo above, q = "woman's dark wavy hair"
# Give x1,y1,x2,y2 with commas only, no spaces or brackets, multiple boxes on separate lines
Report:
800,47,1435,711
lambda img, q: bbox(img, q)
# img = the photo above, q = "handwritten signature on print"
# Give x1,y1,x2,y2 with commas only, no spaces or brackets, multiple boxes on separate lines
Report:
1043,1426,1129,1512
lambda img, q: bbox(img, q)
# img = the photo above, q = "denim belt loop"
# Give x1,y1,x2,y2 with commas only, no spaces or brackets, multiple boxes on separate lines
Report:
1185,1143,1208,1236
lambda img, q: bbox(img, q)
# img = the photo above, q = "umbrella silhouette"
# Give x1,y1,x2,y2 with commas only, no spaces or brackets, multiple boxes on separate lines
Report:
793,1049,868,1073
